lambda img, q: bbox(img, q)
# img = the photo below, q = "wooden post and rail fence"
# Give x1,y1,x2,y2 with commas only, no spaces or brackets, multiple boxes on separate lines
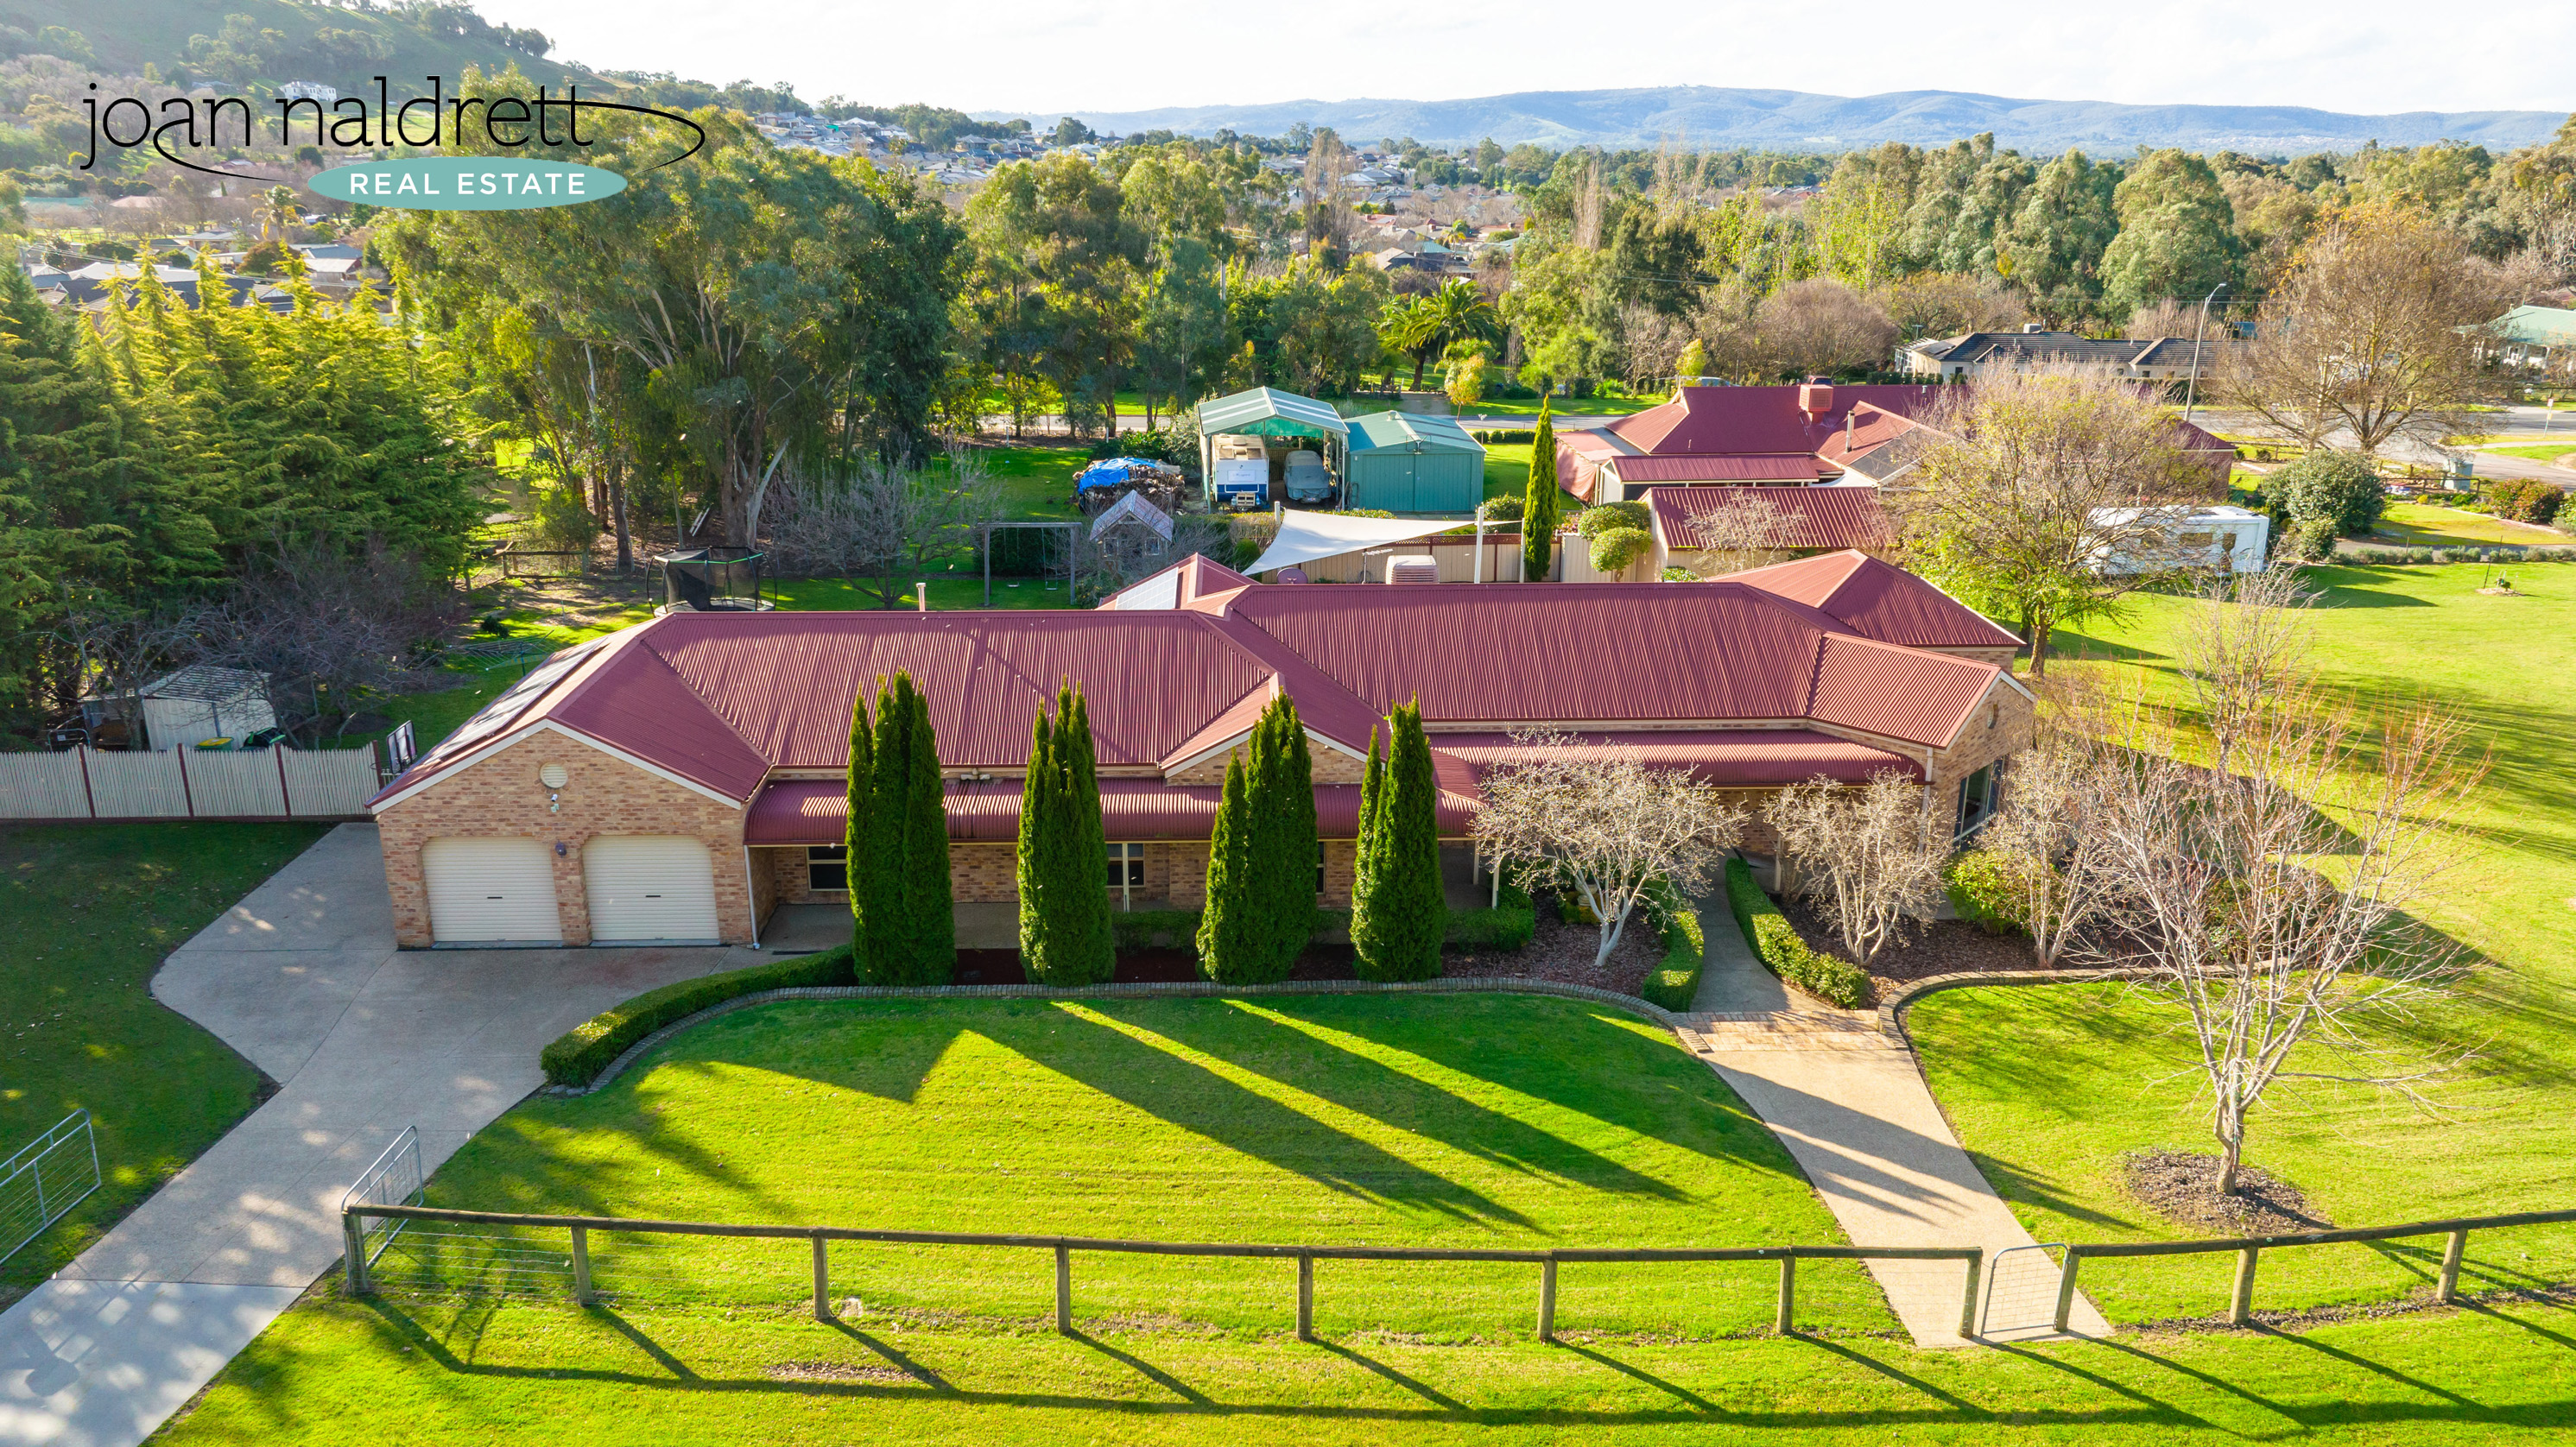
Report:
340,1199,2576,1343
339,1203,1986,1341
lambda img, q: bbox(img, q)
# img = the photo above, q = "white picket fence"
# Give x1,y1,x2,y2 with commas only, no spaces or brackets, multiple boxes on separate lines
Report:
0,746,382,822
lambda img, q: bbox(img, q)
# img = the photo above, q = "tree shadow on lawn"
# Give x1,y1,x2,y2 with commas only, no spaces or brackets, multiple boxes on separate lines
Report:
323,1292,2576,1435
1276,994,1796,1171
1118,998,1705,1204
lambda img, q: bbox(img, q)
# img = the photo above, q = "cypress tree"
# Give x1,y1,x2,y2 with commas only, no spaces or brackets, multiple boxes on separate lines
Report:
1058,686,1117,982
845,686,874,954
1522,395,1559,582
1351,700,1446,981
861,671,953,985
1195,752,1261,982
1247,698,1319,979
1016,703,1059,976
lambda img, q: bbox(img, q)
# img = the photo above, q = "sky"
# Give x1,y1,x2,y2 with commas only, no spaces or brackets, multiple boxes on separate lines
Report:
502,0,2574,118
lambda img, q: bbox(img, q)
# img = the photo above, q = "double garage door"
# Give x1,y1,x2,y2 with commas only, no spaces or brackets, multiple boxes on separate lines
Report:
421,836,718,945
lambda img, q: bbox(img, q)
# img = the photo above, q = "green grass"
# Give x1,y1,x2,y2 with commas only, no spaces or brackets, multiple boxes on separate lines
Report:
2480,442,2576,462
1915,564,2576,1324
159,1276,2576,1443
0,822,328,1291
770,574,1079,612
1456,388,1662,418
2368,502,2567,548
389,993,1884,1337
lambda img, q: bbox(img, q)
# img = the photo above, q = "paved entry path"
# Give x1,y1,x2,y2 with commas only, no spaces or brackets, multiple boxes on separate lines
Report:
1674,903,2109,1348
0,825,753,1447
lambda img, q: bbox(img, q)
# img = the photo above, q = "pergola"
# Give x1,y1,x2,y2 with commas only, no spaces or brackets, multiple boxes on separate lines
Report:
1194,387,1350,491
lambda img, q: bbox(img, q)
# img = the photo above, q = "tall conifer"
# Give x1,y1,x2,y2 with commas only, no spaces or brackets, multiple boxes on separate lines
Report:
861,671,952,985
1195,753,1260,982
1019,684,1115,984
1016,703,1059,975
1247,697,1319,978
845,685,874,954
1057,685,1116,980
1522,394,1559,582
1351,700,1446,981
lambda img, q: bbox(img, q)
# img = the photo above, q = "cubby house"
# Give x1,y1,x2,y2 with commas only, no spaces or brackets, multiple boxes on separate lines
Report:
368,551,2031,947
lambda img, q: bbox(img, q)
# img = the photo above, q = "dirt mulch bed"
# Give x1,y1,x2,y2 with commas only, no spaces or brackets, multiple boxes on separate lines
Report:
1769,896,2120,1004
2123,1150,2332,1235
1442,900,1662,997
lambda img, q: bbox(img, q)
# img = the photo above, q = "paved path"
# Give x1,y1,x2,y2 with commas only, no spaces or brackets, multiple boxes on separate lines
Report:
0,825,751,1447
1675,910,2108,1349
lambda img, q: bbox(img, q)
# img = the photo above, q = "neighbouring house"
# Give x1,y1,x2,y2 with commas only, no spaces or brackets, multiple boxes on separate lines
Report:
1902,327,2237,389
367,553,2033,947
1554,383,1951,502
2484,305,2576,372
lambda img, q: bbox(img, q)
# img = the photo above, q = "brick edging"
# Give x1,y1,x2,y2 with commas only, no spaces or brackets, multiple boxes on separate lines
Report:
1875,967,2146,1040
545,976,1686,1097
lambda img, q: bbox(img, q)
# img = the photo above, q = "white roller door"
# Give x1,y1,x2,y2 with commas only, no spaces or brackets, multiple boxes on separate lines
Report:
583,836,720,944
421,837,562,945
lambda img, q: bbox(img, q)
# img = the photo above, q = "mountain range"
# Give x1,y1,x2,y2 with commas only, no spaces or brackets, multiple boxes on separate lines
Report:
987,86,2571,154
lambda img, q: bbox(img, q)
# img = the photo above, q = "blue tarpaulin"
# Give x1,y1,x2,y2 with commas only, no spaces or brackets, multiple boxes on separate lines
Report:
1077,458,1164,491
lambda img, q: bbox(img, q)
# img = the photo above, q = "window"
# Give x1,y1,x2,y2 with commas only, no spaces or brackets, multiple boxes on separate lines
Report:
1106,842,1144,910
1316,841,1326,897
1954,764,1999,841
807,844,848,893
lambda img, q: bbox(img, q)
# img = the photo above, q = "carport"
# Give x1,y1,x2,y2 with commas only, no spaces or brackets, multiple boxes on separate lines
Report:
1194,387,1349,498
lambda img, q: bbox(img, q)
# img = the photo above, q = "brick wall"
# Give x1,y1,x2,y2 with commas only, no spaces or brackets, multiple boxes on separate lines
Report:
377,731,751,948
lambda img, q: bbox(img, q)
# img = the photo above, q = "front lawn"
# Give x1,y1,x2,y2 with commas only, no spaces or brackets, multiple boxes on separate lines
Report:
389,993,1882,1338
2479,441,2576,462
1920,564,2576,1323
2366,502,2566,548
0,822,328,1293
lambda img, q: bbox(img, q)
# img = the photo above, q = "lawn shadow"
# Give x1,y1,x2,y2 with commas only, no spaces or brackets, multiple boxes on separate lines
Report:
1551,1338,1719,1412
1312,1338,1469,1412
1125,999,1699,1204
1066,1329,1216,1406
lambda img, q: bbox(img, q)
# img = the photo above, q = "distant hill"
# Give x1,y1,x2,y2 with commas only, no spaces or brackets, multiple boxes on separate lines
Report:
985,86,2572,154
3,0,604,96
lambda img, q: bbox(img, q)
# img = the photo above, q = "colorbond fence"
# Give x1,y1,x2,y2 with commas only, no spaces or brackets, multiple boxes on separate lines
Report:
0,746,382,823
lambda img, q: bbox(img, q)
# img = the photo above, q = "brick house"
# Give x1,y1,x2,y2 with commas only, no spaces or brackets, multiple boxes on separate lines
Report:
368,551,2032,947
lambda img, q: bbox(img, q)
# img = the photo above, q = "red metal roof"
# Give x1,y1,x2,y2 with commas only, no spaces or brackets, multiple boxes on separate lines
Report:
1650,487,1895,552
1605,384,1950,457
746,772,1480,845
1814,401,1935,467
1434,729,1916,785
1097,553,1256,610
1611,456,1828,483
1718,551,2023,650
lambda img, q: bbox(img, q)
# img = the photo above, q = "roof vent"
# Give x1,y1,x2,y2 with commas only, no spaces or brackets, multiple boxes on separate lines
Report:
2022,322,2047,333
1797,382,1834,422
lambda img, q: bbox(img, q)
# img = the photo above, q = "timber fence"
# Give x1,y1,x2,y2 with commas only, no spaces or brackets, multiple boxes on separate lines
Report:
340,1203,1984,1342
0,745,382,823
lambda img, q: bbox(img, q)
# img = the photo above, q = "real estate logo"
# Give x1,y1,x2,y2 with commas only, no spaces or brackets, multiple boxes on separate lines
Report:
80,74,700,211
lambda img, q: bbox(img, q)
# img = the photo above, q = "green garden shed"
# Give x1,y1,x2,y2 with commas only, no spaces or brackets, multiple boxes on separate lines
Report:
1342,410,1488,514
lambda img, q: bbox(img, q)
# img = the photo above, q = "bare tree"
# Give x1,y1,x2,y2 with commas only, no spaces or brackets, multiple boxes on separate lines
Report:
1965,672,2131,967
1890,363,2212,674
182,542,466,739
2220,205,2505,460
1755,279,1899,379
1472,730,1748,970
1766,770,1950,964
2176,566,2317,774
2126,299,2221,340
760,447,1008,609
2081,690,2483,1195
1681,489,1804,578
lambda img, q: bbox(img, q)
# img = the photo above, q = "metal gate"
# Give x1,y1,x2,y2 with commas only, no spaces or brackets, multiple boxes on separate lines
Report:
340,1127,425,1276
0,1110,102,1266
1979,1242,2069,1336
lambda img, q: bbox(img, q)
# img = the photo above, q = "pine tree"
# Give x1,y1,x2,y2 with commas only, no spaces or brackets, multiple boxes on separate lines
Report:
1058,686,1117,980
1351,700,1446,981
1247,697,1319,979
860,671,953,985
845,686,874,955
1522,395,1559,581
1195,752,1261,982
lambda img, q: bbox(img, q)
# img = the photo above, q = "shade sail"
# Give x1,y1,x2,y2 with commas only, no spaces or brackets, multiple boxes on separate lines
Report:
1245,510,1471,575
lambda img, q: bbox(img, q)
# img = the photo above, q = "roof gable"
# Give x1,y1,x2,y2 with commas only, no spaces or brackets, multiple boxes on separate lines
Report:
1718,550,2022,650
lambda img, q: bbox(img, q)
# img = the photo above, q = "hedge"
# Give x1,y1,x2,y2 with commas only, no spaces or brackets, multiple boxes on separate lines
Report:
1723,857,1869,1008
1942,850,2031,937
1472,428,1537,445
1446,879,1535,951
1111,908,1202,952
1638,879,1706,1011
541,945,856,1087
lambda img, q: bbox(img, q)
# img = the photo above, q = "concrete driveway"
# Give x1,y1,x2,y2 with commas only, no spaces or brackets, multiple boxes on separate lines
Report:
0,824,756,1447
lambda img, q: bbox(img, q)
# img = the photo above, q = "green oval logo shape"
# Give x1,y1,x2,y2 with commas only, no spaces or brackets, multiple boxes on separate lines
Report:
308,156,625,211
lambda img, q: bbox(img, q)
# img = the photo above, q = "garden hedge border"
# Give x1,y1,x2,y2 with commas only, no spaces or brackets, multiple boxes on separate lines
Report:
1722,857,1870,1009
540,945,855,1086
543,974,1691,1096
1638,880,1706,1011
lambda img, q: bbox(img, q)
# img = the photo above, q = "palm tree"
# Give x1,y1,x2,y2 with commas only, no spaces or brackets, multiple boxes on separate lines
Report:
1377,295,1443,392
1419,279,1499,389
259,185,301,241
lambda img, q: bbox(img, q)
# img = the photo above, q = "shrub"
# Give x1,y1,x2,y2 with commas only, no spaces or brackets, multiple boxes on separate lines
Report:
1943,851,2031,937
2293,517,2339,561
1111,908,1202,951
1477,494,1525,521
2271,450,2386,536
1574,500,1650,538
1723,857,1869,1008
525,482,602,553
2483,477,2563,525
1445,878,1535,951
1660,566,1698,581
1472,428,1537,445
1589,527,1654,574
1638,878,1707,1011
540,945,856,1086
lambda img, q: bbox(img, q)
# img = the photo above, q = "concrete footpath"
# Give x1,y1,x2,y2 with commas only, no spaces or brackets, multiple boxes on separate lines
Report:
0,825,749,1447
